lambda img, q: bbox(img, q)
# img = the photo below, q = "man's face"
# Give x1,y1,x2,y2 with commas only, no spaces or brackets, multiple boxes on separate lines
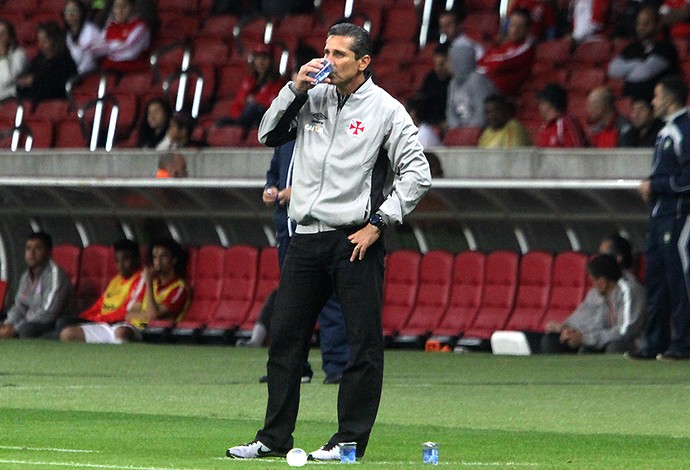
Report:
323,35,368,88
25,238,50,271
652,84,671,119
432,53,450,79
115,251,138,279
506,13,529,43
151,246,175,277
585,94,604,124
484,101,508,130
629,101,653,129
635,8,657,40
438,13,458,40
589,275,610,295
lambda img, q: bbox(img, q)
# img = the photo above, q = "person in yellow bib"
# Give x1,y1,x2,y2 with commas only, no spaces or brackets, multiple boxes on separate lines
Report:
60,238,189,343
119,238,190,342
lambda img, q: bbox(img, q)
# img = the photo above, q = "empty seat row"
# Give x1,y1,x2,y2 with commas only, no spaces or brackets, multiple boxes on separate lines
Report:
382,249,597,349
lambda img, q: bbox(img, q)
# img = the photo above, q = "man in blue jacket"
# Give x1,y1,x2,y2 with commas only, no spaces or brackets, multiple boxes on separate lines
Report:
629,75,690,361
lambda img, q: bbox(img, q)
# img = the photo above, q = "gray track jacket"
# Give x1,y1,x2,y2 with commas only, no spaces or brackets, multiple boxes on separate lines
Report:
564,273,646,350
258,76,431,228
4,260,74,331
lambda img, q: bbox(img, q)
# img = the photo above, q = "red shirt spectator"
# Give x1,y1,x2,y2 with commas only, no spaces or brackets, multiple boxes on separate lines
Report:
536,83,587,148
585,86,632,148
660,0,690,38
477,8,535,96
509,0,558,40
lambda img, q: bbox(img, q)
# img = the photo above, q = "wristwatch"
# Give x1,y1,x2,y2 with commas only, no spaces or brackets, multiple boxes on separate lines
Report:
368,213,386,230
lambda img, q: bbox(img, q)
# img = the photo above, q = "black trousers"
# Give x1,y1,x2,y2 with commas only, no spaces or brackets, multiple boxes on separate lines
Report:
255,229,385,457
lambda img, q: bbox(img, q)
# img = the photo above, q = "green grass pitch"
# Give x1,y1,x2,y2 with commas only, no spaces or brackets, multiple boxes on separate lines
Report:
1,341,690,469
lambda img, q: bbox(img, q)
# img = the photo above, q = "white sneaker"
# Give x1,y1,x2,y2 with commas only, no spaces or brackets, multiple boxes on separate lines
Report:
226,440,284,459
308,443,340,461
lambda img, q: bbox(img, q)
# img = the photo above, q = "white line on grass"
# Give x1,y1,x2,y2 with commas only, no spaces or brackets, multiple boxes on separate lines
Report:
0,446,97,453
0,460,197,470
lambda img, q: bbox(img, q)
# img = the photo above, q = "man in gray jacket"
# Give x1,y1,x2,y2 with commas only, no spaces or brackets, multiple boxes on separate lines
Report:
227,22,431,462
541,254,646,354
0,232,74,339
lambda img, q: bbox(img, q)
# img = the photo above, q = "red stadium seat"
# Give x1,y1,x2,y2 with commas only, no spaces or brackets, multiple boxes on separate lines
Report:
76,244,115,312
53,243,82,288
570,38,613,68
461,250,519,342
166,245,224,339
192,36,231,68
533,38,572,69
202,245,260,340
243,128,263,147
54,118,88,149
0,279,8,311
432,251,486,340
30,99,71,121
566,68,607,94
381,249,421,338
206,125,245,147
22,118,54,149
237,246,280,333
443,127,482,147
503,251,553,332
197,15,239,41
395,250,454,345
381,5,418,43
539,251,588,332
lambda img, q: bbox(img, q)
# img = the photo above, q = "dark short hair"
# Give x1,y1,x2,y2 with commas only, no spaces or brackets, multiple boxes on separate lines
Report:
27,232,53,251
587,254,622,282
433,42,449,56
170,112,195,135
113,238,141,264
658,75,688,107
148,237,187,277
0,18,18,47
601,233,633,269
538,83,568,111
327,22,372,59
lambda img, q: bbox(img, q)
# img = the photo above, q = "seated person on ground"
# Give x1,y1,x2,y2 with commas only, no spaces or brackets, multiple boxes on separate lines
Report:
117,238,190,342
541,253,646,354
60,239,145,343
0,232,74,339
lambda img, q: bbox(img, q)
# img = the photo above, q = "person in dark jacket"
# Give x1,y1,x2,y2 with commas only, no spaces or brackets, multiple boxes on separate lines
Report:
16,22,78,103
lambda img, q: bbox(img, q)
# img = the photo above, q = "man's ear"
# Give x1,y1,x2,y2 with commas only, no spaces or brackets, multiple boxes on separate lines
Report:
359,54,371,72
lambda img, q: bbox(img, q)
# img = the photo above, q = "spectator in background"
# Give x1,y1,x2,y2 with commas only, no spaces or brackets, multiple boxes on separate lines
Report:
156,152,188,178
569,0,612,42
446,44,497,129
86,0,151,74
477,8,535,97
59,239,145,343
660,0,690,38
608,4,679,101
0,19,28,101
478,94,532,148
0,232,74,339
415,42,451,127
16,22,78,104
117,238,190,342
438,9,485,60
541,254,646,354
218,43,284,131
508,0,559,40
63,0,101,74
136,97,172,149
156,112,206,151
535,83,587,147
425,151,444,178
585,86,632,147
618,97,664,146
406,98,442,148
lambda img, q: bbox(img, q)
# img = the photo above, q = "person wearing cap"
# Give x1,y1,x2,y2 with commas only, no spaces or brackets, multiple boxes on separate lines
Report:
535,83,587,148
219,43,285,131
